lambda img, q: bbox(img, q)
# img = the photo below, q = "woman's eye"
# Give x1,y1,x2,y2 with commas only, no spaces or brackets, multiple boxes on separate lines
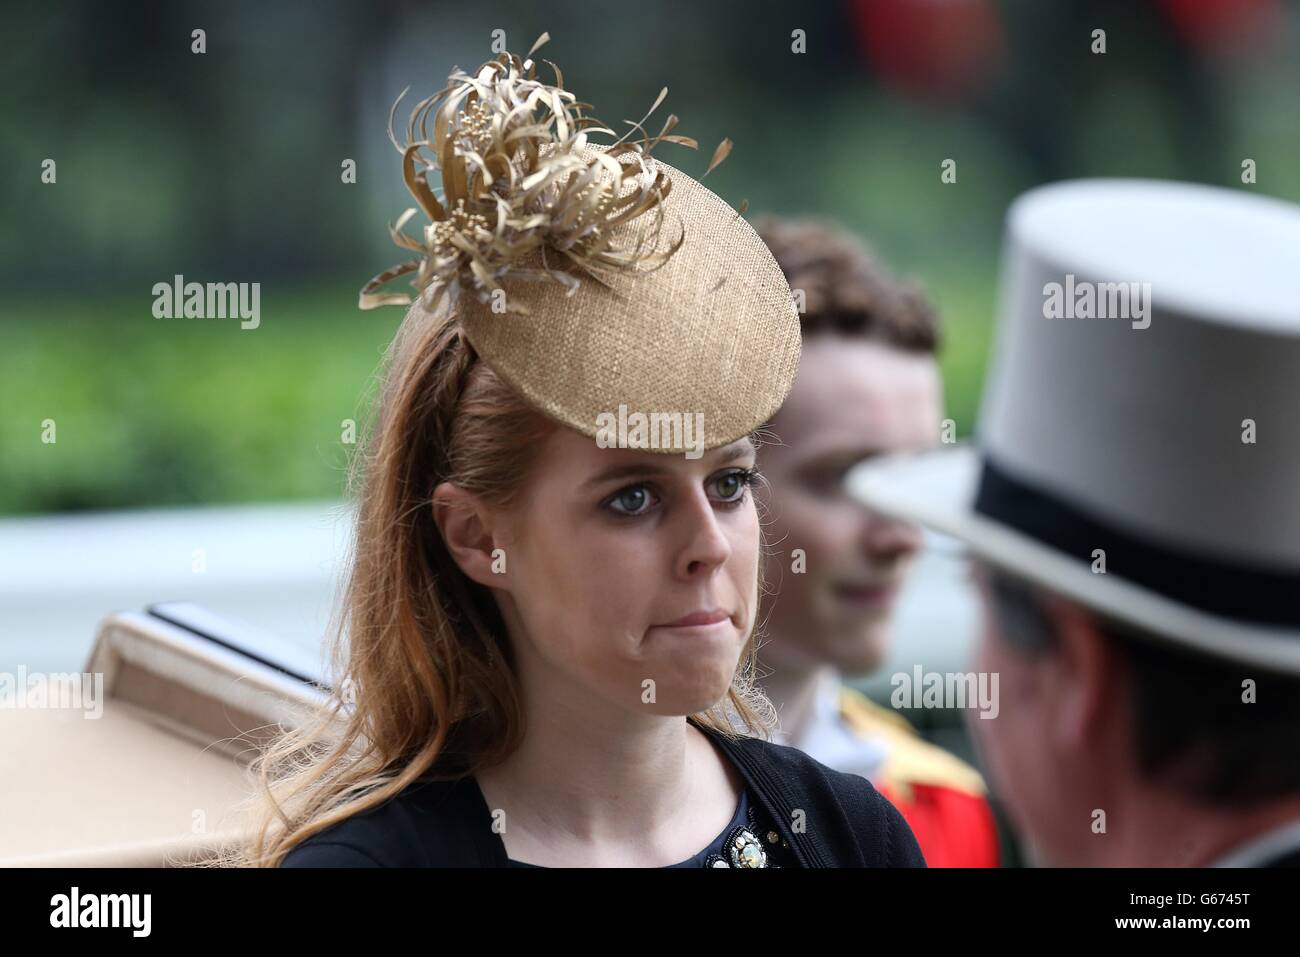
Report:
605,470,756,517
607,484,657,516
712,468,757,505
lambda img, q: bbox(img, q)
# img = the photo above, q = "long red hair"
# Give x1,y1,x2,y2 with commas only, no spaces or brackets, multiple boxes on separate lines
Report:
203,293,777,867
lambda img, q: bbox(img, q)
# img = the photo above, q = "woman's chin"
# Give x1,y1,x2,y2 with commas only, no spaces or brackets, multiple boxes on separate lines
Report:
641,652,740,713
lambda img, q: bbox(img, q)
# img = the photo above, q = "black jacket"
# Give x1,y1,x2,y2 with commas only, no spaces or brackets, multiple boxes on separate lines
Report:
281,716,926,867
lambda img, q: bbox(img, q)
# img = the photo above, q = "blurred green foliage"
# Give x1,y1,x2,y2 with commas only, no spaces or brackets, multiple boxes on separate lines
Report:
0,288,402,513
0,274,996,515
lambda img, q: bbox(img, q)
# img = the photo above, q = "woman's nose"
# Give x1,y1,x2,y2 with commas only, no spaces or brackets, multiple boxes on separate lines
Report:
674,491,733,579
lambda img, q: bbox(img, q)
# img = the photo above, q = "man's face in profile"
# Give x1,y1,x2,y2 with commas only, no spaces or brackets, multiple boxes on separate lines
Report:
759,335,941,675
966,563,1106,866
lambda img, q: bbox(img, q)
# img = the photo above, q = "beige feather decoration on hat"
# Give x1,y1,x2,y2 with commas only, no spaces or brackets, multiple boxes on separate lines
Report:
358,31,719,313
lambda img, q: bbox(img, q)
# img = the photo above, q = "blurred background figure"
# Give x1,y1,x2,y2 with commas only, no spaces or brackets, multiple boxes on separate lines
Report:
753,217,1000,868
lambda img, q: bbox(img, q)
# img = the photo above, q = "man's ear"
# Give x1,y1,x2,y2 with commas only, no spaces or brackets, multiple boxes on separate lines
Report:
1041,597,1123,750
432,481,505,590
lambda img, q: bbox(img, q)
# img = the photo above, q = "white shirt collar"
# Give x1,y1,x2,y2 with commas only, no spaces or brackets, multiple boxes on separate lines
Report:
772,669,888,782
1209,816,1300,867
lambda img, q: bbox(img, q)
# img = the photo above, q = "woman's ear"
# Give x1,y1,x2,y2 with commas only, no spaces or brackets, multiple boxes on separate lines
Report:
432,481,505,589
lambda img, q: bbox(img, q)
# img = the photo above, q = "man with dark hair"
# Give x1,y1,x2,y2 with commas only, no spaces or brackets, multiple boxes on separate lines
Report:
969,564,1300,865
754,216,1000,867
849,179,1300,866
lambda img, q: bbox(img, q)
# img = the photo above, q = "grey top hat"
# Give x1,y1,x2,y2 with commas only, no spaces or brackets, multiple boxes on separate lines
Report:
848,179,1300,673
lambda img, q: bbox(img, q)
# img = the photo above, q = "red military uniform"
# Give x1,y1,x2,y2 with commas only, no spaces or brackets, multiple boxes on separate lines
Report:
837,686,1000,868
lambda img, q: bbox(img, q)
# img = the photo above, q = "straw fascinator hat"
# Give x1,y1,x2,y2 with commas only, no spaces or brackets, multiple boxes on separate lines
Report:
359,33,801,453
848,179,1300,674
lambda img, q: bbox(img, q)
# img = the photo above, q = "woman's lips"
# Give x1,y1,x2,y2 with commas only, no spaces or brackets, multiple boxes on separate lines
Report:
659,608,730,628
